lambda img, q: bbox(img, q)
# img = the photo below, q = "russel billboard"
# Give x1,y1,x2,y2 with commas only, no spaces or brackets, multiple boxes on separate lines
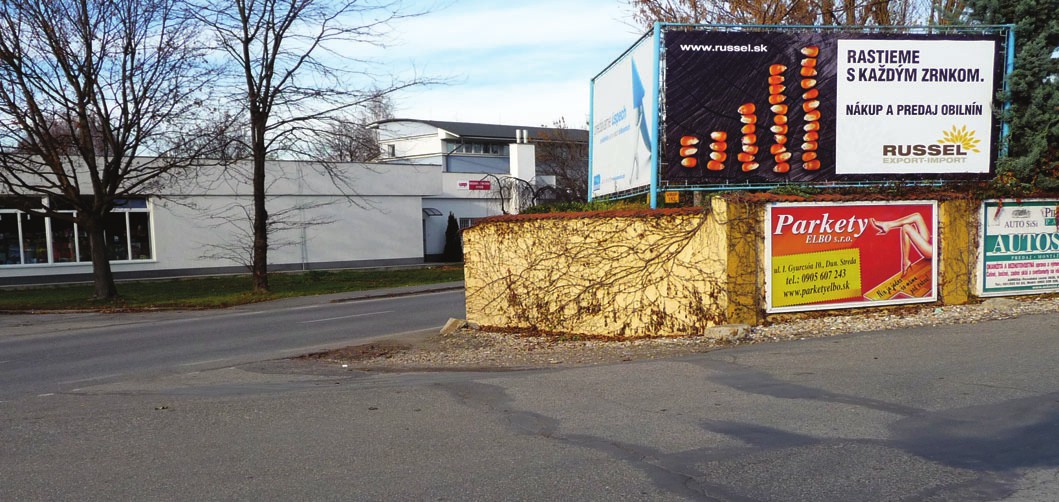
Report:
663,30,1004,184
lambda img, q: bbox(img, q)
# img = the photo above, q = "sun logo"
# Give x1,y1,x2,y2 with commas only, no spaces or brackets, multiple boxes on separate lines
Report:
938,125,981,153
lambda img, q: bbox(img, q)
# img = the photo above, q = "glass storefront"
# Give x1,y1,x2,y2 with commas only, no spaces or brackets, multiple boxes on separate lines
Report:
0,198,153,266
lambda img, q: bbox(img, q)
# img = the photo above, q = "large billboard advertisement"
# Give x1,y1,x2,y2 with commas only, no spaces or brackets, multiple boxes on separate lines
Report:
979,200,1059,296
663,31,1003,185
591,36,657,198
766,201,938,313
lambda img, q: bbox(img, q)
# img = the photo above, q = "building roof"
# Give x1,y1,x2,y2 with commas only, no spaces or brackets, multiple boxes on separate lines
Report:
371,118,588,143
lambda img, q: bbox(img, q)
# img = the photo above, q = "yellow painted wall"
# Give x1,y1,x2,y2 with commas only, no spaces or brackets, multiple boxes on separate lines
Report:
464,199,734,338
464,196,990,338
938,199,976,305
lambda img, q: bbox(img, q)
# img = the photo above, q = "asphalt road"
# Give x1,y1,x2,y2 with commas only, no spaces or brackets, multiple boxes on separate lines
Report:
0,283,465,399
2,295,1058,500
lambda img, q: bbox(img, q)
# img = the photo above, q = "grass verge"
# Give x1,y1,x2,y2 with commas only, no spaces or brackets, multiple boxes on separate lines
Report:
0,265,464,311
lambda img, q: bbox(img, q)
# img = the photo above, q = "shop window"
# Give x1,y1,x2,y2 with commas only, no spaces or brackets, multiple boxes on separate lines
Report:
0,212,21,264
50,214,79,263
104,212,129,260
129,212,151,260
20,213,48,264
76,222,91,262
0,198,152,266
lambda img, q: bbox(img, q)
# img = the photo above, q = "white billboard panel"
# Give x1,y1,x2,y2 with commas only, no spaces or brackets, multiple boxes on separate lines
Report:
835,39,997,175
590,37,657,198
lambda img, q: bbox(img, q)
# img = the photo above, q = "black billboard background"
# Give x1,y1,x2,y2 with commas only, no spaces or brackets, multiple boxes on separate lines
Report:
661,30,1005,185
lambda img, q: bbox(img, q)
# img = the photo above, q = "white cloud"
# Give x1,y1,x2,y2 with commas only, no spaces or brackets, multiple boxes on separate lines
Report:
394,78,592,127
391,0,638,55
380,0,643,127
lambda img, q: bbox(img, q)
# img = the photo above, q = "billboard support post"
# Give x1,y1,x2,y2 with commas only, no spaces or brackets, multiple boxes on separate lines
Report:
1000,26,1016,156
649,22,662,209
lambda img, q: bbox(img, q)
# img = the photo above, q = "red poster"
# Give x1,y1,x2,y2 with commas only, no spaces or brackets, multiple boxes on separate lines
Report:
766,201,937,312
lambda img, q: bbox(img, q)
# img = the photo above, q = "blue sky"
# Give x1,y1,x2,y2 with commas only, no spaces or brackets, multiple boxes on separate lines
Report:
377,0,644,128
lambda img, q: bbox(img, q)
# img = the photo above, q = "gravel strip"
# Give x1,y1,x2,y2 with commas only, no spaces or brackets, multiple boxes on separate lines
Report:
312,296,1059,371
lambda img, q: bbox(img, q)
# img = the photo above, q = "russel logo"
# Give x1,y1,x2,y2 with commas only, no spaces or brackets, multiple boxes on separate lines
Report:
881,125,980,164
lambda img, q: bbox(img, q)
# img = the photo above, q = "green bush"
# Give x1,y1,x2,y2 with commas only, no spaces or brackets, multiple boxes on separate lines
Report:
523,198,649,214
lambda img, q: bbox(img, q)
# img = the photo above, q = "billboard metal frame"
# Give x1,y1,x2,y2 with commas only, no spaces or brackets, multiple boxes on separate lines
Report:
589,23,1016,208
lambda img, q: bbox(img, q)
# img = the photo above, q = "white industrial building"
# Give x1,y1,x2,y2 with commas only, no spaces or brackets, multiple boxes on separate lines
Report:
1,120,586,285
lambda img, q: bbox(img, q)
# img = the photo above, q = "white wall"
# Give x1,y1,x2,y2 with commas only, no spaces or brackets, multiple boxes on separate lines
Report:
0,160,444,282
376,121,445,163
421,172,510,256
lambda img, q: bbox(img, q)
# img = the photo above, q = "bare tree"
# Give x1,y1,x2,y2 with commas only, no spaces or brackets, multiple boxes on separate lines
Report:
194,0,429,293
177,112,252,162
534,118,589,202
626,0,966,27
479,174,557,215
0,0,214,299
197,197,337,270
312,91,395,162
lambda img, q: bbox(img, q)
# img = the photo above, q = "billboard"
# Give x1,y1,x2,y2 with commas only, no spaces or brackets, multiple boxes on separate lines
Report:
590,36,657,198
978,200,1059,296
663,31,1003,185
766,201,938,313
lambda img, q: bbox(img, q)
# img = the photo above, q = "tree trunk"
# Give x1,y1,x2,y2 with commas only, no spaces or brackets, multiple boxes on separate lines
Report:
84,215,119,300
251,129,269,293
